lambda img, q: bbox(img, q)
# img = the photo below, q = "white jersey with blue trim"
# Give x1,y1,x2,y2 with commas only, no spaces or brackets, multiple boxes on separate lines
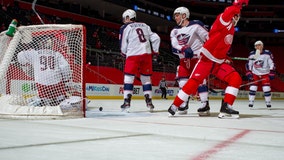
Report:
248,49,275,75
17,49,71,85
119,22,160,57
170,20,209,59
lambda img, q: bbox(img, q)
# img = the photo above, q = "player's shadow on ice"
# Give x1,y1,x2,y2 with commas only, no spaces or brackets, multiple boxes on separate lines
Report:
165,111,279,119
86,110,154,118
249,108,284,110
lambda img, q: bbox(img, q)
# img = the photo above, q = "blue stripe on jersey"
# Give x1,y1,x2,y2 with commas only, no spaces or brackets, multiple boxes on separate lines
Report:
124,83,133,91
198,85,208,93
264,91,271,97
142,84,152,91
249,90,256,96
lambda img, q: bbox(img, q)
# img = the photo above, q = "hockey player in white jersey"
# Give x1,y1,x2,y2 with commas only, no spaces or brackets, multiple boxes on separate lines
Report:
246,40,275,108
170,6,210,115
119,9,160,112
17,36,71,106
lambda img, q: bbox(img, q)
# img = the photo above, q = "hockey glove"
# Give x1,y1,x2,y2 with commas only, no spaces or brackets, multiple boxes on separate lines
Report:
233,0,249,7
246,71,253,81
224,56,233,65
152,52,159,62
181,46,194,59
269,70,275,80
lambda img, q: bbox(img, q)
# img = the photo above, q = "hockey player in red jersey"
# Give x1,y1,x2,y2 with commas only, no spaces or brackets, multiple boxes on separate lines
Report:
168,0,249,118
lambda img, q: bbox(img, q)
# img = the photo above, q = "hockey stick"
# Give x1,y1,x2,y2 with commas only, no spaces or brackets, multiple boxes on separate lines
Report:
32,0,45,24
209,78,266,93
240,78,266,87
230,57,255,61
209,88,224,93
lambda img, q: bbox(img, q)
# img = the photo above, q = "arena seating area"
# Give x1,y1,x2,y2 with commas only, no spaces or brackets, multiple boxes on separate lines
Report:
1,0,283,91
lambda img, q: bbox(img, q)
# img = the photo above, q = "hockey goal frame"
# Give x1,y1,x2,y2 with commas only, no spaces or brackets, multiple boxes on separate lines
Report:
0,24,86,119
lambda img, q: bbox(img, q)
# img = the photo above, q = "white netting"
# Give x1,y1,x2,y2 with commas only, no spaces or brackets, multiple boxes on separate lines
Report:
0,24,86,119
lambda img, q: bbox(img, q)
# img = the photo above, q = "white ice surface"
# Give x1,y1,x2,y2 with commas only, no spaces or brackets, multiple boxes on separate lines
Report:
0,99,283,160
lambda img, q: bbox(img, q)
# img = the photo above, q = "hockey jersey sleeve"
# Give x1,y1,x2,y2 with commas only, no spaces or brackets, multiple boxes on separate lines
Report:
267,51,275,70
148,25,160,53
17,49,36,65
193,20,209,43
192,21,209,57
247,51,255,71
170,28,183,53
119,24,130,55
58,52,71,82
220,5,241,24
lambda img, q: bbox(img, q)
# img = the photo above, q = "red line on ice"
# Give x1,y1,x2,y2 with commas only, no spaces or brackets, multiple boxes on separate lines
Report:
191,129,250,160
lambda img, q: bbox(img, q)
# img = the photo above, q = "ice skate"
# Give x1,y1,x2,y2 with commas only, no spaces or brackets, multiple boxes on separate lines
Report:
177,105,188,115
248,100,254,108
266,102,271,110
168,104,178,117
197,101,210,116
218,102,239,119
145,94,154,112
121,94,132,112
177,97,190,115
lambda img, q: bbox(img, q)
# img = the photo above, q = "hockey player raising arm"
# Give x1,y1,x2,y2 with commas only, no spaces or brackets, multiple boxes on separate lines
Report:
246,40,275,109
168,0,249,119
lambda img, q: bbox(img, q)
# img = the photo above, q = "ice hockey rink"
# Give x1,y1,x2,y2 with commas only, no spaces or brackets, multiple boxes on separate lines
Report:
0,98,284,160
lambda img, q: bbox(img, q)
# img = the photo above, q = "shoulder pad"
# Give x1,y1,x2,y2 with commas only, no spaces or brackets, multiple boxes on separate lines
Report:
249,51,255,56
190,20,204,26
189,20,209,30
173,26,181,29
263,50,272,55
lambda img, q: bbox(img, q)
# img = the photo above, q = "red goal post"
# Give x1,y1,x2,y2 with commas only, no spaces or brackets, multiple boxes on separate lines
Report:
0,24,86,119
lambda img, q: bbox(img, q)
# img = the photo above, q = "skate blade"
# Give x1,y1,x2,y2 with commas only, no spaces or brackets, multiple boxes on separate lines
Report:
149,108,154,113
218,112,239,119
177,110,188,115
168,113,175,117
121,108,130,113
198,111,210,116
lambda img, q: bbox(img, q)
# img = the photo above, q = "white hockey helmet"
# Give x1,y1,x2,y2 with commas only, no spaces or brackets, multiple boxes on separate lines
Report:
254,40,263,46
122,9,136,20
173,7,190,19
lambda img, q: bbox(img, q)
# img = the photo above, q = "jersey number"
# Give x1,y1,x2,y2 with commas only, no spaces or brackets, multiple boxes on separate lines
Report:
136,28,146,42
40,56,55,71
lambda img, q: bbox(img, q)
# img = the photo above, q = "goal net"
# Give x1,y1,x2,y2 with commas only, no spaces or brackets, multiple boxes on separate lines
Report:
0,24,86,119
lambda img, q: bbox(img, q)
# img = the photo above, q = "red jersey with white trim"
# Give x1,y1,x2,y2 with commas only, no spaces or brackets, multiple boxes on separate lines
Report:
201,5,241,64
